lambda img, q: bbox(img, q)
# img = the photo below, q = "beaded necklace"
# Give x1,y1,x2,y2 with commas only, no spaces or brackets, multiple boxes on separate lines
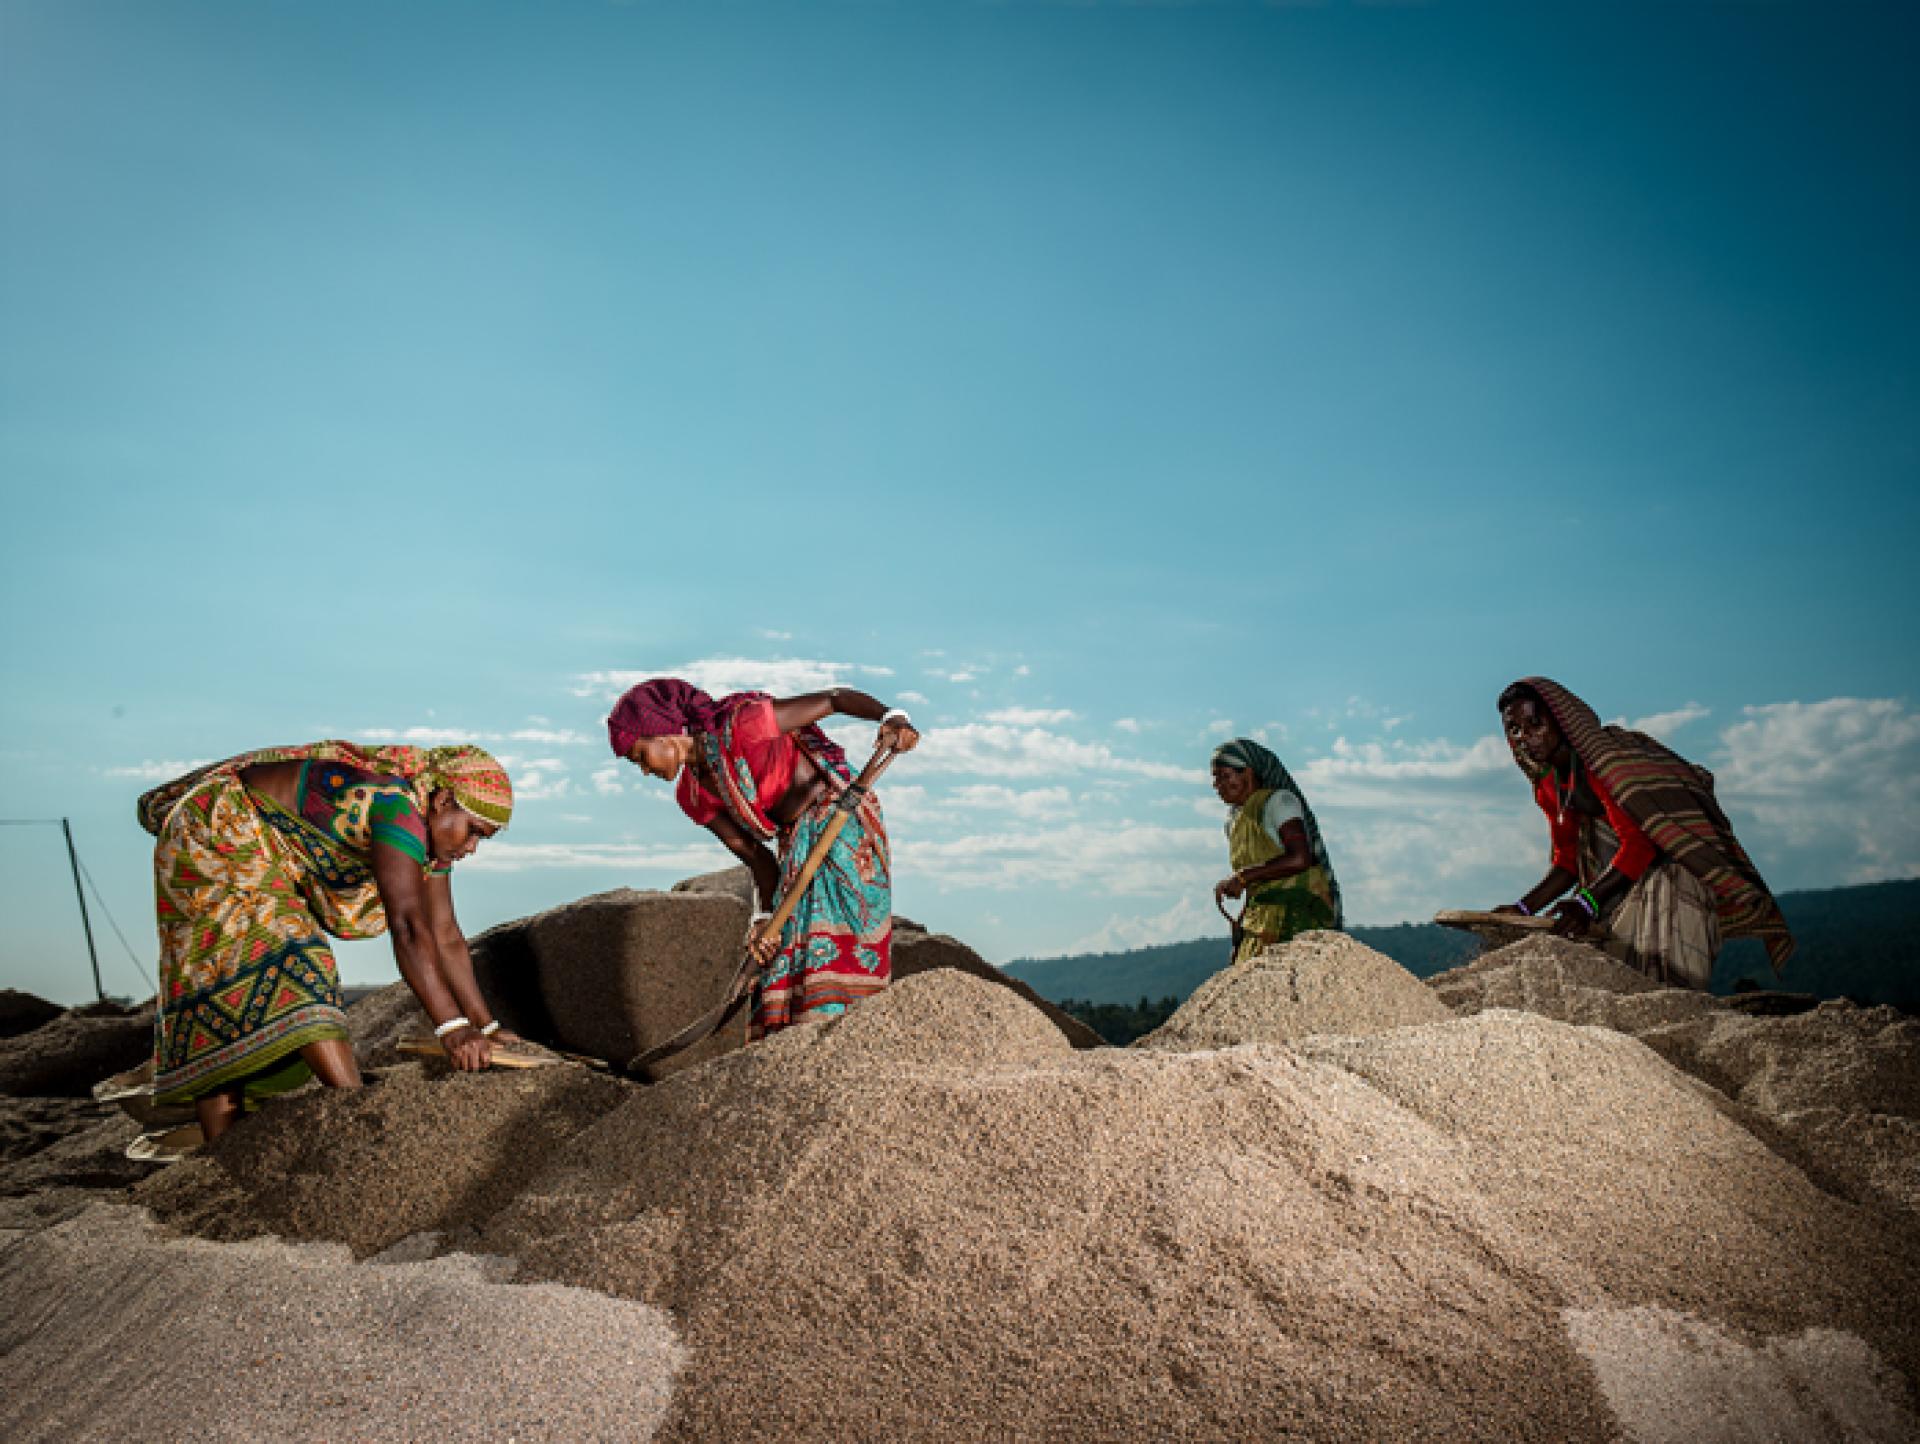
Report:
1552,754,1579,827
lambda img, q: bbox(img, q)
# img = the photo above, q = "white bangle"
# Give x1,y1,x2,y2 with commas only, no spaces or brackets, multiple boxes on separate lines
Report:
479,1021,501,1037
881,708,912,727
433,1016,473,1039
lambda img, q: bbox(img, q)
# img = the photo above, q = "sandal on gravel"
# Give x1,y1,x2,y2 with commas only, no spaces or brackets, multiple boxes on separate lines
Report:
125,1122,205,1164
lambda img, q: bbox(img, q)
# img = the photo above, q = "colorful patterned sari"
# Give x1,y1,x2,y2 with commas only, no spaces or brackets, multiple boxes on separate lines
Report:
137,742,504,1107
695,699,892,1038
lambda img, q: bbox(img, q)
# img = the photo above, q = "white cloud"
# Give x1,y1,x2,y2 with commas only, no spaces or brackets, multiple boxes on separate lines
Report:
912,722,1194,783
898,820,1218,895
984,707,1077,726
1713,698,1919,798
465,839,728,874
1113,718,1142,734
590,765,626,796
573,658,893,701
1295,734,1512,807
1205,719,1235,737
101,758,210,781
945,785,1076,821
506,728,593,746
359,726,480,746
755,628,793,640
1710,697,1920,885
897,691,931,707
1066,894,1218,955
1014,665,1031,678
1612,704,1710,740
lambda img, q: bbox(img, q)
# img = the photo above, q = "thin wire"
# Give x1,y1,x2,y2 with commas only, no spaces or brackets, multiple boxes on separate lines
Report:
74,853,154,995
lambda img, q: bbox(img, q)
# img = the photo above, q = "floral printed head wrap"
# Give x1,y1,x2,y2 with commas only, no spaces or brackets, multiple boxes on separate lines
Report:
419,745,514,828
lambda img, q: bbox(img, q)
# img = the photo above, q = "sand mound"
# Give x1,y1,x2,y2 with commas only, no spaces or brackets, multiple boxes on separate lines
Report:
345,979,433,1067
1137,930,1452,1050
0,1203,683,1444
95,968,1920,1441
1564,1306,1918,1444
1429,939,1920,1215
0,989,63,1039
0,1102,144,1233
136,1062,629,1256
893,930,1105,1048
477,974,1915,1441
0,1006,152,1098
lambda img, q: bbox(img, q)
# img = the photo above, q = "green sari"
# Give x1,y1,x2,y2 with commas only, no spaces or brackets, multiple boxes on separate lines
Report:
1228,787,1339,963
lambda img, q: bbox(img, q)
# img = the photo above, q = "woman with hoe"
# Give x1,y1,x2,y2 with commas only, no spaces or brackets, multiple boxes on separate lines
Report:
1211,737,1343,962
608,680,919,1038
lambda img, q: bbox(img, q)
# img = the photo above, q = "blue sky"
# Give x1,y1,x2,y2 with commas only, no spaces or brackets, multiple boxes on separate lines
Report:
3,0,1916,1004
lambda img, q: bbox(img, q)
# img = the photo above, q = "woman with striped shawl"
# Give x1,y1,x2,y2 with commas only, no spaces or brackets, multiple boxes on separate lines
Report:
136,742,515,1143
1211,738,1343,963
1494,678,1792,989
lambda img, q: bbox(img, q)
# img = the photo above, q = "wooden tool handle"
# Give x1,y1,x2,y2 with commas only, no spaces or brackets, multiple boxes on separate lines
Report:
758,743,899,939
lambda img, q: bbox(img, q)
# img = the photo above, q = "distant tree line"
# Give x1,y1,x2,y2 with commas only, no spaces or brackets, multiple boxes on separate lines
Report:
1055,995,1183,1046
1012,879,1920,1014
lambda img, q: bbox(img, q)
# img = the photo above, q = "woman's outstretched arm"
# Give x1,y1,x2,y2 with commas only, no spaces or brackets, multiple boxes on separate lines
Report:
770,689,921,752
372,846,492,1071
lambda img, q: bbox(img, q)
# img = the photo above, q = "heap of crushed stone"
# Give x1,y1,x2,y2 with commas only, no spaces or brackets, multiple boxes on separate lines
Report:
136,1062,628,1255
0,1203,684,1444
1428,935,1713,1031
345,981,433,1068
488,973,1909,1442
1136,929,1453,1050
1429,938,1920,1215
129,968,1920,1443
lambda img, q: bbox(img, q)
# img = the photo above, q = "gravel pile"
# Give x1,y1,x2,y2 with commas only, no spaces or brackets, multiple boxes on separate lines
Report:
1429,938,1920,1215
136,1062,629,1255
0,1006,153,1098
20,955,1920,1443
1136,930,1453,1050
0,1203,684,1444
477,972,1918,1441
0,989,63,1039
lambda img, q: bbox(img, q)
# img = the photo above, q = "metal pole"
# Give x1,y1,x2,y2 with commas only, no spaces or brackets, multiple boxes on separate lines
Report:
61,818,106,1003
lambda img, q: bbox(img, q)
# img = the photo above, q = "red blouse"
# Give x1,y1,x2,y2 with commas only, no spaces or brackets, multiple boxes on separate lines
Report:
676,699,800,828
1534,766,1657,881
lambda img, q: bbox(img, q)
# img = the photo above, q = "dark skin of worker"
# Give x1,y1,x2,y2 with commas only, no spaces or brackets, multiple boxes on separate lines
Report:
186,762,513,1143
1211,761,1315,903
623,688,921,964
1493,697,1634,936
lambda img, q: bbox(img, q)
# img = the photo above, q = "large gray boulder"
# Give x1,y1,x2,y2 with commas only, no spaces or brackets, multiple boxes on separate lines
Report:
891,932,1105,1049
527,888,753,1076
670,865,758,909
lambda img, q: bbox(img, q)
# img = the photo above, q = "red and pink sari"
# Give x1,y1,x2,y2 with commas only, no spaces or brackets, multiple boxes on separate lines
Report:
676,696,893,1037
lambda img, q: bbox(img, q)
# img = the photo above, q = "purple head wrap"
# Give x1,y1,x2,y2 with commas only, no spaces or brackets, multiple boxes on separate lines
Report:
607,678,722,759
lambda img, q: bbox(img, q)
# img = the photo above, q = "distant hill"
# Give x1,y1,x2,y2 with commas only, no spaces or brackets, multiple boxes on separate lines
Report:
1007,878,1920,1011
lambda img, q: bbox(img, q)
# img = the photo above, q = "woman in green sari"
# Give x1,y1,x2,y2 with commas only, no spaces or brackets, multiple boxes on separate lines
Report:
1210,738,1343,962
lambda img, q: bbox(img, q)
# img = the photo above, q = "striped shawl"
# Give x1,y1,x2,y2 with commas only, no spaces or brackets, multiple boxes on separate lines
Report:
1521,677,1793,971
